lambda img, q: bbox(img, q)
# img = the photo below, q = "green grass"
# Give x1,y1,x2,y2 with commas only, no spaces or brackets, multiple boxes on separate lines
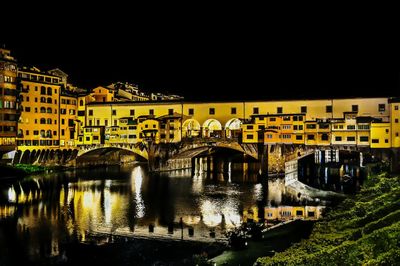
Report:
255,172,400,266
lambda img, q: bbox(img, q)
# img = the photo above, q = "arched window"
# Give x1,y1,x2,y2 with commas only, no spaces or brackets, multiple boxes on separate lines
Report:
40,107,46,113
47,87,52,95
46,130,52,138
40,97,46,103
40,130,45,137
47,118,52,124
79,100,84,106
41,86,46,94
40,118,46,124
47,97,52,103
47,107,52,113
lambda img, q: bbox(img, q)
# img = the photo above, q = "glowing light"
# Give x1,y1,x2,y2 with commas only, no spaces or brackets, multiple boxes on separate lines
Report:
200,200,222,227
104,182,112,224
8,185,16,203
131,166,145,218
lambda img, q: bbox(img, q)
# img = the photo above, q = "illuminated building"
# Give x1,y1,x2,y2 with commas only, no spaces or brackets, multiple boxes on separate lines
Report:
16,66,79,151
0,47,18,152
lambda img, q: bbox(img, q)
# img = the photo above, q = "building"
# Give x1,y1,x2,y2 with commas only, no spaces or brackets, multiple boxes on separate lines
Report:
81,97,399,150
0,47,18,153
16,66,78,151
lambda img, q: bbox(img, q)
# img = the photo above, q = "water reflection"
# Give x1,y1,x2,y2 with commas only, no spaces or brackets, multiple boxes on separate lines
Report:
0,159,324,263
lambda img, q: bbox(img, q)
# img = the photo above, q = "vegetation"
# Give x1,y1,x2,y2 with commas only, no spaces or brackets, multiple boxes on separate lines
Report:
256,172,400,265
12,164,47,174
0,164,48,178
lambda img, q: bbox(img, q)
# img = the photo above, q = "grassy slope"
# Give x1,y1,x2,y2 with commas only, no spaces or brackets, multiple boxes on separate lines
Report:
256,173,400,266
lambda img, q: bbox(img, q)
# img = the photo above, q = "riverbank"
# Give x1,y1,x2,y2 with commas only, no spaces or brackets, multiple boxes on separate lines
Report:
255,171,400,265
210,220,314,266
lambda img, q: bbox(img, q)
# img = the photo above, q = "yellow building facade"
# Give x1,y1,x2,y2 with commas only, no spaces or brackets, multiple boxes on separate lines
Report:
81,97,399,150
0,48,18,152
16,67,78,151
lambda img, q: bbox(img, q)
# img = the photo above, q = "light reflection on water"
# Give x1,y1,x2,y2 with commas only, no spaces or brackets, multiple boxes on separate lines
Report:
0,162,314,262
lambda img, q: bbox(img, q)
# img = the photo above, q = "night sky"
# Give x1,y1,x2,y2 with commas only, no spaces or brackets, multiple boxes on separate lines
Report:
2,7,399,101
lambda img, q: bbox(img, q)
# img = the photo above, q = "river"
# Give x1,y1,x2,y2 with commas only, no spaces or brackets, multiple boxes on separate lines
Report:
0,160,322,265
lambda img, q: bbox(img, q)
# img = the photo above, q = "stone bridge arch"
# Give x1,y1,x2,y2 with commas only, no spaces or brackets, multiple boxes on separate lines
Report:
77,144,148,162
202,119,223,138
225,118,242,139
182,119,201,138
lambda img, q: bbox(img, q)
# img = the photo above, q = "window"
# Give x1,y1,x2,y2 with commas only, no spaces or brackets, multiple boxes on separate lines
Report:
168,109,173,115
307,135,315,140
149,109,154,115
386,129,389,133
247,125,254,130
270,118,276,122
247,134,254,139
347,125,356,130
41,86,46,94
352,105,358,112
385,139,389,143
112,110,116,116
321,134,329,141
231,107,236,114
282,125,291,129
372,139,379,143
130,109,135,116
62,119,65,125
26,130,29,135
395,105,399,111
25,107,31,112
293,125,298,130
89,110,94,116
360,136,369,142
105,119,108,126
253,107,259,114
34,130,39,135
188,108,194,115
358,125,370,130
169,134,174,139
277,107,282,114
326,105,332,113
79,100,84,106
47,87,52,95
299,125,303,130
347,136,356,141
396,119,399,123
335,136,342,141
306,124,316,129
40,118,46,124
283,116,290,121
378,104,385,112
296,135,302,140
396,132,399,137
301,106,307,113
209,108,215,115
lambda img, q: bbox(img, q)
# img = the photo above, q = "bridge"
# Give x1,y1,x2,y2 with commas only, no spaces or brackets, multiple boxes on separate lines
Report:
77,143,149,160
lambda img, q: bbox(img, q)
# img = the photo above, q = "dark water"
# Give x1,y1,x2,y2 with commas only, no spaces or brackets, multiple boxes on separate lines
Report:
0,161,317,265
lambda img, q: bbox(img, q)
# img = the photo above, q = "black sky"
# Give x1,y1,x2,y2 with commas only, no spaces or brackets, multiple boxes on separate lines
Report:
2,6,400,101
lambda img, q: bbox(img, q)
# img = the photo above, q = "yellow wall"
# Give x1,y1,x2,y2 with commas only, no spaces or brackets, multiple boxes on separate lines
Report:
17,75,61,151
391,101,400,148
371,123,391,148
